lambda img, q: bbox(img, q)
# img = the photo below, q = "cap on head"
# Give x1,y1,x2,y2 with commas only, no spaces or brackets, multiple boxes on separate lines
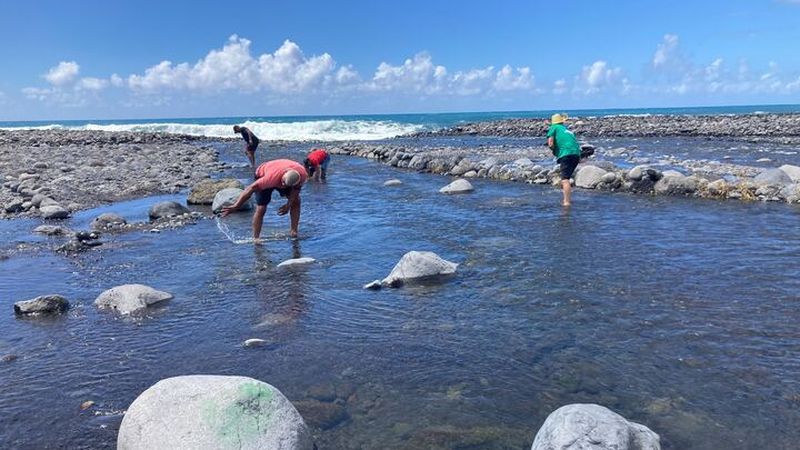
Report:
282,170,301,187
551,113,567,124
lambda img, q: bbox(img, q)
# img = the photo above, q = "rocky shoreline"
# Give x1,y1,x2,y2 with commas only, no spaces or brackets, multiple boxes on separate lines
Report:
0,129,228,219
329,142,800,204
411,113,800,140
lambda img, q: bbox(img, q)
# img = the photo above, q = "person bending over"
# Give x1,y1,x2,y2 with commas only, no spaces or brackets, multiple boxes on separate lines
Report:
547,113,581,207
233,125,260,168
221,159,308,240
303,148,330,181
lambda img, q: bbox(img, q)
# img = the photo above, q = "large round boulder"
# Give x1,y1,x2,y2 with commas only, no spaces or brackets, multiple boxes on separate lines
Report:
778,164,800,183
94,284,173,314
440,179,474,194
40,204,70,219
753,168,792,187
14,294,69,316
212,188,251,214
381,251,458,287
531,404,660,450
574,165,608,188
148,201,190,220
118,375,314,450
188,178,245,204
654,174,699,196
91,212,127,230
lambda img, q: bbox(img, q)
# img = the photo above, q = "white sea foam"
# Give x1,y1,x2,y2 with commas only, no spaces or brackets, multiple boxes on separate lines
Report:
2,119,424,141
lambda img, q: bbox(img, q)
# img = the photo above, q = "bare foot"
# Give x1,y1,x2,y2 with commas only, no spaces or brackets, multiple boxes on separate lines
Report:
562,202,571,207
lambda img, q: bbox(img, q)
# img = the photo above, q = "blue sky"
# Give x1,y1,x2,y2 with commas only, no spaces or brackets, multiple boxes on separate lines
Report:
1,0,800,120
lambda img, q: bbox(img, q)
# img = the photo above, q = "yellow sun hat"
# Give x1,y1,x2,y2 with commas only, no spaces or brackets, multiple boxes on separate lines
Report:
551,113,568,124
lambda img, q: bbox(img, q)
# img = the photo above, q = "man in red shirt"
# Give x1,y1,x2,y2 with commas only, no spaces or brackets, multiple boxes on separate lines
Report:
303,148,330,181
221,159,308,240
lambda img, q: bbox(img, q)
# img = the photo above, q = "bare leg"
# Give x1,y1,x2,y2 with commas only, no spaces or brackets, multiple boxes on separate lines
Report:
561,179,572,207
246,148,256,168
252,205,266,240
289,196,301,238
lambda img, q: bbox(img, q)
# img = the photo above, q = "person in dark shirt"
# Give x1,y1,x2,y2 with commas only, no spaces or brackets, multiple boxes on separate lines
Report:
233,125,260,168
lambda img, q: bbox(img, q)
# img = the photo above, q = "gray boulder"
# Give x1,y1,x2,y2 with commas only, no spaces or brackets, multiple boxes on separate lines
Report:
381,251,458,287
654,175,699,196
531,404,660,450
33,224,71,236
626,165,661,182
779,164,800,183
212,188,251,214
575,165,608,188
91,212,127,230
188,178,244,204
149,201,190,220
754,168,792,187
117,375,313,450
40,204,70,219
14,294,69,316
440,179,474,194
94,284,173,314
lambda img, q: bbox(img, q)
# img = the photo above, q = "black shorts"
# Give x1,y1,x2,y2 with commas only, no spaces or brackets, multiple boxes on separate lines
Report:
246,142,259,153
558,155,580,179
254,186,296,206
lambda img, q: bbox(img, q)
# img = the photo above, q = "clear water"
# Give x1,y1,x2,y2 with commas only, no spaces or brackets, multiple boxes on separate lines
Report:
1,141,800,449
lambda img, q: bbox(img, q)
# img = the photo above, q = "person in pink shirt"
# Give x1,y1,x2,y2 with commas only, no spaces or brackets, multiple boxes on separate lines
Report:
221,159,308,240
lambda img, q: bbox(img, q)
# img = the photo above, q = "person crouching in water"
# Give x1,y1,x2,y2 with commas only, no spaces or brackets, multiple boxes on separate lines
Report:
303,148,330,181
221,159,308,240
547,113,581,207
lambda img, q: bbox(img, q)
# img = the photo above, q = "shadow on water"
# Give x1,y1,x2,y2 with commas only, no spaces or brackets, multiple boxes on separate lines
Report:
1,140,800,449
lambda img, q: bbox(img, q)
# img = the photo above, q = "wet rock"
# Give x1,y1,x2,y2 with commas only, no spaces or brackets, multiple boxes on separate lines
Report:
40,204,70,219
277,257,316,268
363,280,382,290
778,164,800,183
14,294,69,316
94,284,173,314
600,172,618,184
292,400,348,430
56,239,102,254
782,184,800,203
463,170,478,178
2,354,18,363
148,201,189,220
5,200,24,213
753,168,792,187
575,165,608,189
384,179,403,186
211,188,250,214
381,251,458,288
187,178,243,204
439,178,474,194
706,179,729,196
91,212,127,230
80,400,95,411
531,404,660,450
33,224,71,236
662,169,685,178
118,375,313,450
654,174,699,196
243,338,268,347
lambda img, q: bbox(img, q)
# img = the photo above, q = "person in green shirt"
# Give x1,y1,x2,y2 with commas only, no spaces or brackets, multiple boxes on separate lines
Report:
547,113,581,206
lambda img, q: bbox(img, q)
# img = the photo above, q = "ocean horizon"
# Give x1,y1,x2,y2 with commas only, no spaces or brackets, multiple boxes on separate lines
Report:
2,103,799,142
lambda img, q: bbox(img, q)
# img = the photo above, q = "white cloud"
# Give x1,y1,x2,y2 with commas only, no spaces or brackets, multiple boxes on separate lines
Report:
110,73,124,87
652,34,679,69
494,65,534,91
573,60,624,94
369,52,448,94
552,79,567,95
78,77,109,91
44,61,80,86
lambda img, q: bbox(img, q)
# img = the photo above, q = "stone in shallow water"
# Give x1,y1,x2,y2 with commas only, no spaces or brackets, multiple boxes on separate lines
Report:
187,178,244,204
242,338,268,347
14,294,69,316
117,375,313,450
91,212,126,230
531,403,660,450
778,164,800,183
33,224,71,236
40,204,70,219
439,178,474,194
575,165,608,188
381,251,458,288
753,168,792,187
383,179,403,186
212,188,252,214
94,284,173,314
277,257,316,268
148,201,189,220
292,400,349,430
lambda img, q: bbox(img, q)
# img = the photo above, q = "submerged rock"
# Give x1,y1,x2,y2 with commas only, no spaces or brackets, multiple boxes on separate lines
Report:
33,224,71,236
381,251,458,288
148,201,189,220
94,284,173,314
117,375,313,450
187,178,244,204
292,400,349,430
277,257,316,268
439,178,474,194
212,188,251,214
91,212,127,230
243,338,268,347
383,179,403,187
531,404,660,450
14,294,69,316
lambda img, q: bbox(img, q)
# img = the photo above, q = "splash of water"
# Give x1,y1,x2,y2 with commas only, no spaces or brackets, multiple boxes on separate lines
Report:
215,217,256,244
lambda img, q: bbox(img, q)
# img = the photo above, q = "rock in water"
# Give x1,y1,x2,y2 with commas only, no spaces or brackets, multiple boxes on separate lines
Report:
654,175,699,196
381,251,458,287
33,225,71,236
277,257,316,268
574,165,608,188
14,294,69,316
188,178,244,204
148,201,189,220
117,375,313,450
753,168,792,187
440,179,474,194
212,188,251,214
531,404,660,450
778,164,800,183
91,212,127,230
243,338,268,347
94,284,173,314
363,280,382,290
40,204,70,219
383,179,403,187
